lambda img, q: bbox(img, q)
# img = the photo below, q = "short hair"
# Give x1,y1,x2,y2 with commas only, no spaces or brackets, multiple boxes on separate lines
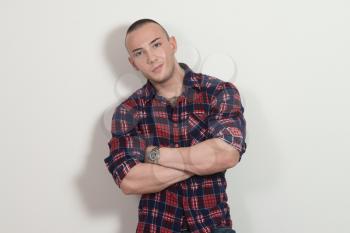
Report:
126,18,170,39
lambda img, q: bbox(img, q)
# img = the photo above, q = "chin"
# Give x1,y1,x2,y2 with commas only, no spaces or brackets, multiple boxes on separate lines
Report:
152,77,168,84
145,67,172,83
147,73,169,84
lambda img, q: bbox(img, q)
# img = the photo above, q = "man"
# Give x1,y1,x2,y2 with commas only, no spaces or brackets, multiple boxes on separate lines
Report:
104,18,247,233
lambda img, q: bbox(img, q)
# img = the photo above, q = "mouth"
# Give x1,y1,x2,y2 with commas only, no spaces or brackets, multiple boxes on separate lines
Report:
152,64,163,73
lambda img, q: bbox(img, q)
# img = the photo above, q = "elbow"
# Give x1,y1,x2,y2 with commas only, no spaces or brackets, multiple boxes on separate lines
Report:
120,179,138,195
120,181,132,195
118,164,143,195
225,148,240,169
213,139,239,169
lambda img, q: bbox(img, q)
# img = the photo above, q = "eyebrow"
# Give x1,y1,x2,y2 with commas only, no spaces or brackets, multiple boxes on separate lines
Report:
131,37,161,53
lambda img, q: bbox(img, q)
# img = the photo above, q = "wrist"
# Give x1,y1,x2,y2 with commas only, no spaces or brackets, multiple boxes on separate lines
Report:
146,146,160,164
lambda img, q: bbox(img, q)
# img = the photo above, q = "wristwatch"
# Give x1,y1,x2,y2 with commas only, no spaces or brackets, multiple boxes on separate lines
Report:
147,146,160,164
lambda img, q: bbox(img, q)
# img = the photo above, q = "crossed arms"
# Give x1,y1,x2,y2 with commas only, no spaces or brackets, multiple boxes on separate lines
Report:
104,82,246,195
120,138,240,195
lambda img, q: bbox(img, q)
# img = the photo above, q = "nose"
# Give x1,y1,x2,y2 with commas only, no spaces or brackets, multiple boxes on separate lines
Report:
146,51,157,64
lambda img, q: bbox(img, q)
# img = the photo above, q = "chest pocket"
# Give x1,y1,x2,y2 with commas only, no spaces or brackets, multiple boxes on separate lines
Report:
185,108,209,145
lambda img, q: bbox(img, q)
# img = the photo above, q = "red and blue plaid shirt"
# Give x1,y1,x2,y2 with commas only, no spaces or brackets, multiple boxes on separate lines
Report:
104,63,247,233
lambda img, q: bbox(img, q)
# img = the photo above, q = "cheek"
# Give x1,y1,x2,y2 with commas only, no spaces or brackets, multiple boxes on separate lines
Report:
133,59,147,70
155,49,168,58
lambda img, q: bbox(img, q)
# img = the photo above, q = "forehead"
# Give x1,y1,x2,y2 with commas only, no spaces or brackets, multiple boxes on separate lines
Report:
125,23,167,51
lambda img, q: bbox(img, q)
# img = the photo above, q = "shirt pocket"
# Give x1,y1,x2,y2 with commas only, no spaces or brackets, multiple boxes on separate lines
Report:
185,108,209,145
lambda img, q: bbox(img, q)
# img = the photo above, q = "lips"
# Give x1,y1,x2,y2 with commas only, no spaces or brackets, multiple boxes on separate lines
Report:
152,64,163,73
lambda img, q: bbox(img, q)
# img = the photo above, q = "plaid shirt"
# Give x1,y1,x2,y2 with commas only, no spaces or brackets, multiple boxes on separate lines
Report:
104,63,247,233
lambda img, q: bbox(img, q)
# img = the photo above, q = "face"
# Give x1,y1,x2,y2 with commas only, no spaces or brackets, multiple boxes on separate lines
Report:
125,23,178,84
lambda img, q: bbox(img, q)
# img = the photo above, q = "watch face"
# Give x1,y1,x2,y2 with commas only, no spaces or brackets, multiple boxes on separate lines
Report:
150,152,156,160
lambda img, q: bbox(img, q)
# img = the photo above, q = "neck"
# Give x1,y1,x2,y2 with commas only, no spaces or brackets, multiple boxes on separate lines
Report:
152,63,185,99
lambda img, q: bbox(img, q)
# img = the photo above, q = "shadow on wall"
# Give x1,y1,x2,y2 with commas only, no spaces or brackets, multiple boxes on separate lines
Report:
75,25,142,233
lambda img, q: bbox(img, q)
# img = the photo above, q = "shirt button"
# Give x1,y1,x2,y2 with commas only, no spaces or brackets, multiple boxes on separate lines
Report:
175,144,179,148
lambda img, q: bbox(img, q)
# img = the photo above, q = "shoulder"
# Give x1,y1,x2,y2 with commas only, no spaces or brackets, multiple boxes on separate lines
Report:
115,83,149,111
195,72,239,96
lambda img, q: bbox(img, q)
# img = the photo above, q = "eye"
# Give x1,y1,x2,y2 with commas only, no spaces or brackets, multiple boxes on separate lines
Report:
153,42,162,48
133,50,143,57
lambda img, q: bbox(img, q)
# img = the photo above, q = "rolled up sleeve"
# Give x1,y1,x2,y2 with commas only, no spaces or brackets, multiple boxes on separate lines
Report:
104,99,146,188
207,82,247,160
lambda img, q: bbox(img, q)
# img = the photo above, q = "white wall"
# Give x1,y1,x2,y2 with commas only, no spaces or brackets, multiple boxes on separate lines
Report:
1,1,349,232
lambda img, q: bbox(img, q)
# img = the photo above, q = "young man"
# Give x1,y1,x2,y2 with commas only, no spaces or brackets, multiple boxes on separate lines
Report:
104,19,247,233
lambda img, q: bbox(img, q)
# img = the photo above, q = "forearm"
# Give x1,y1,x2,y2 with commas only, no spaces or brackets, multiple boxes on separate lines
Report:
158,138,240,175
120,163,193,195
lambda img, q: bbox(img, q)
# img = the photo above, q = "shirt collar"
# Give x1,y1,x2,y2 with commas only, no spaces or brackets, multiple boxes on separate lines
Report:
143,63,201,103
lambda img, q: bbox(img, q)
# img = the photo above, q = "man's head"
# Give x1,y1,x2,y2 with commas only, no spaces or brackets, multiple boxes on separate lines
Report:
125,19,178,84
126,19,170,40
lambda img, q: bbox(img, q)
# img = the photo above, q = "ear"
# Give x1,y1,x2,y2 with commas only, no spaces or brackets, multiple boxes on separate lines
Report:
168,36,177,53
128,57,139,71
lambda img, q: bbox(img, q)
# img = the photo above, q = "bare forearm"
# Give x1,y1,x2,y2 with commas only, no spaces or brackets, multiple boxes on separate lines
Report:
158,139,240,175
120,163,193,195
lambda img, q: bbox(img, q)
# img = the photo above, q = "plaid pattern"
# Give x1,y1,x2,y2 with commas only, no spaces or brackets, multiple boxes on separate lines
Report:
104,63,246,233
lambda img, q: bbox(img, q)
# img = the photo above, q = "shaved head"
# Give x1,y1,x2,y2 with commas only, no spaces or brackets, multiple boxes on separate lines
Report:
125,19,169,47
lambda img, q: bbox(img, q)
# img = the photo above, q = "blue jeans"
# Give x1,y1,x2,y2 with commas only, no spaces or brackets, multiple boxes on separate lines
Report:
181,227,236,233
